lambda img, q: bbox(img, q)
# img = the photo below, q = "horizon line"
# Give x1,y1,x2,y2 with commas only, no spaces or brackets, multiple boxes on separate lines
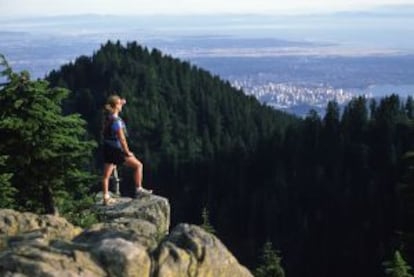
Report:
1,3,414,20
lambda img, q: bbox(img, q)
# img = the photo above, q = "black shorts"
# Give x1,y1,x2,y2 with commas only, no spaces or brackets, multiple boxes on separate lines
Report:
103,144,127,165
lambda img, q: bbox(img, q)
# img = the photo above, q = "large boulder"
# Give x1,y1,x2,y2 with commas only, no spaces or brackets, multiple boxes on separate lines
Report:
154,223,252,277
0,241,106,277
92,194,170,239
0,194,252,276
0,209,82,250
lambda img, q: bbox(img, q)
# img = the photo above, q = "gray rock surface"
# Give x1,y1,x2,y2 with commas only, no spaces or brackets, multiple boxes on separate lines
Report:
154,223,253,277
0,194,252,277
0,209,82,251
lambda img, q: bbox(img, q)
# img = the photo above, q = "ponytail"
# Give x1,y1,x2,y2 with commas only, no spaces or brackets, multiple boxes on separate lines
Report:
104,95,121,114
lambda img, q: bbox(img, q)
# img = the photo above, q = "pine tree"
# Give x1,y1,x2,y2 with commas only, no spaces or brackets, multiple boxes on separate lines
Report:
0,54,97,214
0,55,17,208
0,155,16,208
383,250,413,277
398,151,414,266
254,241,285,277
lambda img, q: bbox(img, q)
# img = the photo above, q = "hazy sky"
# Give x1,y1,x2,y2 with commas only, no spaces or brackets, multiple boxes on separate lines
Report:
1,0,413,17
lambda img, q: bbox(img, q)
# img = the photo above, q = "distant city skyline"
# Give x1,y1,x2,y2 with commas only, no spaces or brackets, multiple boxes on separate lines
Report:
1,0,413,17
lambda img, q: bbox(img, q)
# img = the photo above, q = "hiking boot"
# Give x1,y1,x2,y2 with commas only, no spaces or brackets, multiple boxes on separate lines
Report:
134,187,153,198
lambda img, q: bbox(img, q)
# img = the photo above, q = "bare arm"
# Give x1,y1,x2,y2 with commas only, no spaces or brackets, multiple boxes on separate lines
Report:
116,128,133,156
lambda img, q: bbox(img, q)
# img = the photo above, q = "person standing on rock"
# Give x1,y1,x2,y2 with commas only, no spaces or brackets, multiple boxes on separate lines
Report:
101,94,152,205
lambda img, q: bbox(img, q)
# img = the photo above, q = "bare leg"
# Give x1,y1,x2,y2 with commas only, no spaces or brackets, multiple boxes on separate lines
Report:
124,155,143,189
102,163,115,198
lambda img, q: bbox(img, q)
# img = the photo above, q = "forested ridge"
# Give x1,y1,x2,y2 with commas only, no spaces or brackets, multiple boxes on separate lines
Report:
3,40,414,276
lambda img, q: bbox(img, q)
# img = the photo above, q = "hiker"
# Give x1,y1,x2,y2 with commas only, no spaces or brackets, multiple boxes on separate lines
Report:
101,94,152,205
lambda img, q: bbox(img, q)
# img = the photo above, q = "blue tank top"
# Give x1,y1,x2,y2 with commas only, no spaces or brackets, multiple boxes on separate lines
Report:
103,115,127,149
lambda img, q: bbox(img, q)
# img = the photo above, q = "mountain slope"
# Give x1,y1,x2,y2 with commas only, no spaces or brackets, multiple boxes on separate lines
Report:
48,40,296,164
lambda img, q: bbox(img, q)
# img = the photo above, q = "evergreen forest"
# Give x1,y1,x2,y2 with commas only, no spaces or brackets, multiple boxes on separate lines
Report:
2,41,414,276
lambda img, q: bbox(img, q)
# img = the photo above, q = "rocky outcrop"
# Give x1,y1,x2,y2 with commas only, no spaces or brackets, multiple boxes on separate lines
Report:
0,209,82,251
0,194,252,277
154,224,253,277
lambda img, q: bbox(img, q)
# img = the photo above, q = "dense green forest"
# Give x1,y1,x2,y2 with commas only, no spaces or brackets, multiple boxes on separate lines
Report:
2,40,414,276
0,54,97,225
